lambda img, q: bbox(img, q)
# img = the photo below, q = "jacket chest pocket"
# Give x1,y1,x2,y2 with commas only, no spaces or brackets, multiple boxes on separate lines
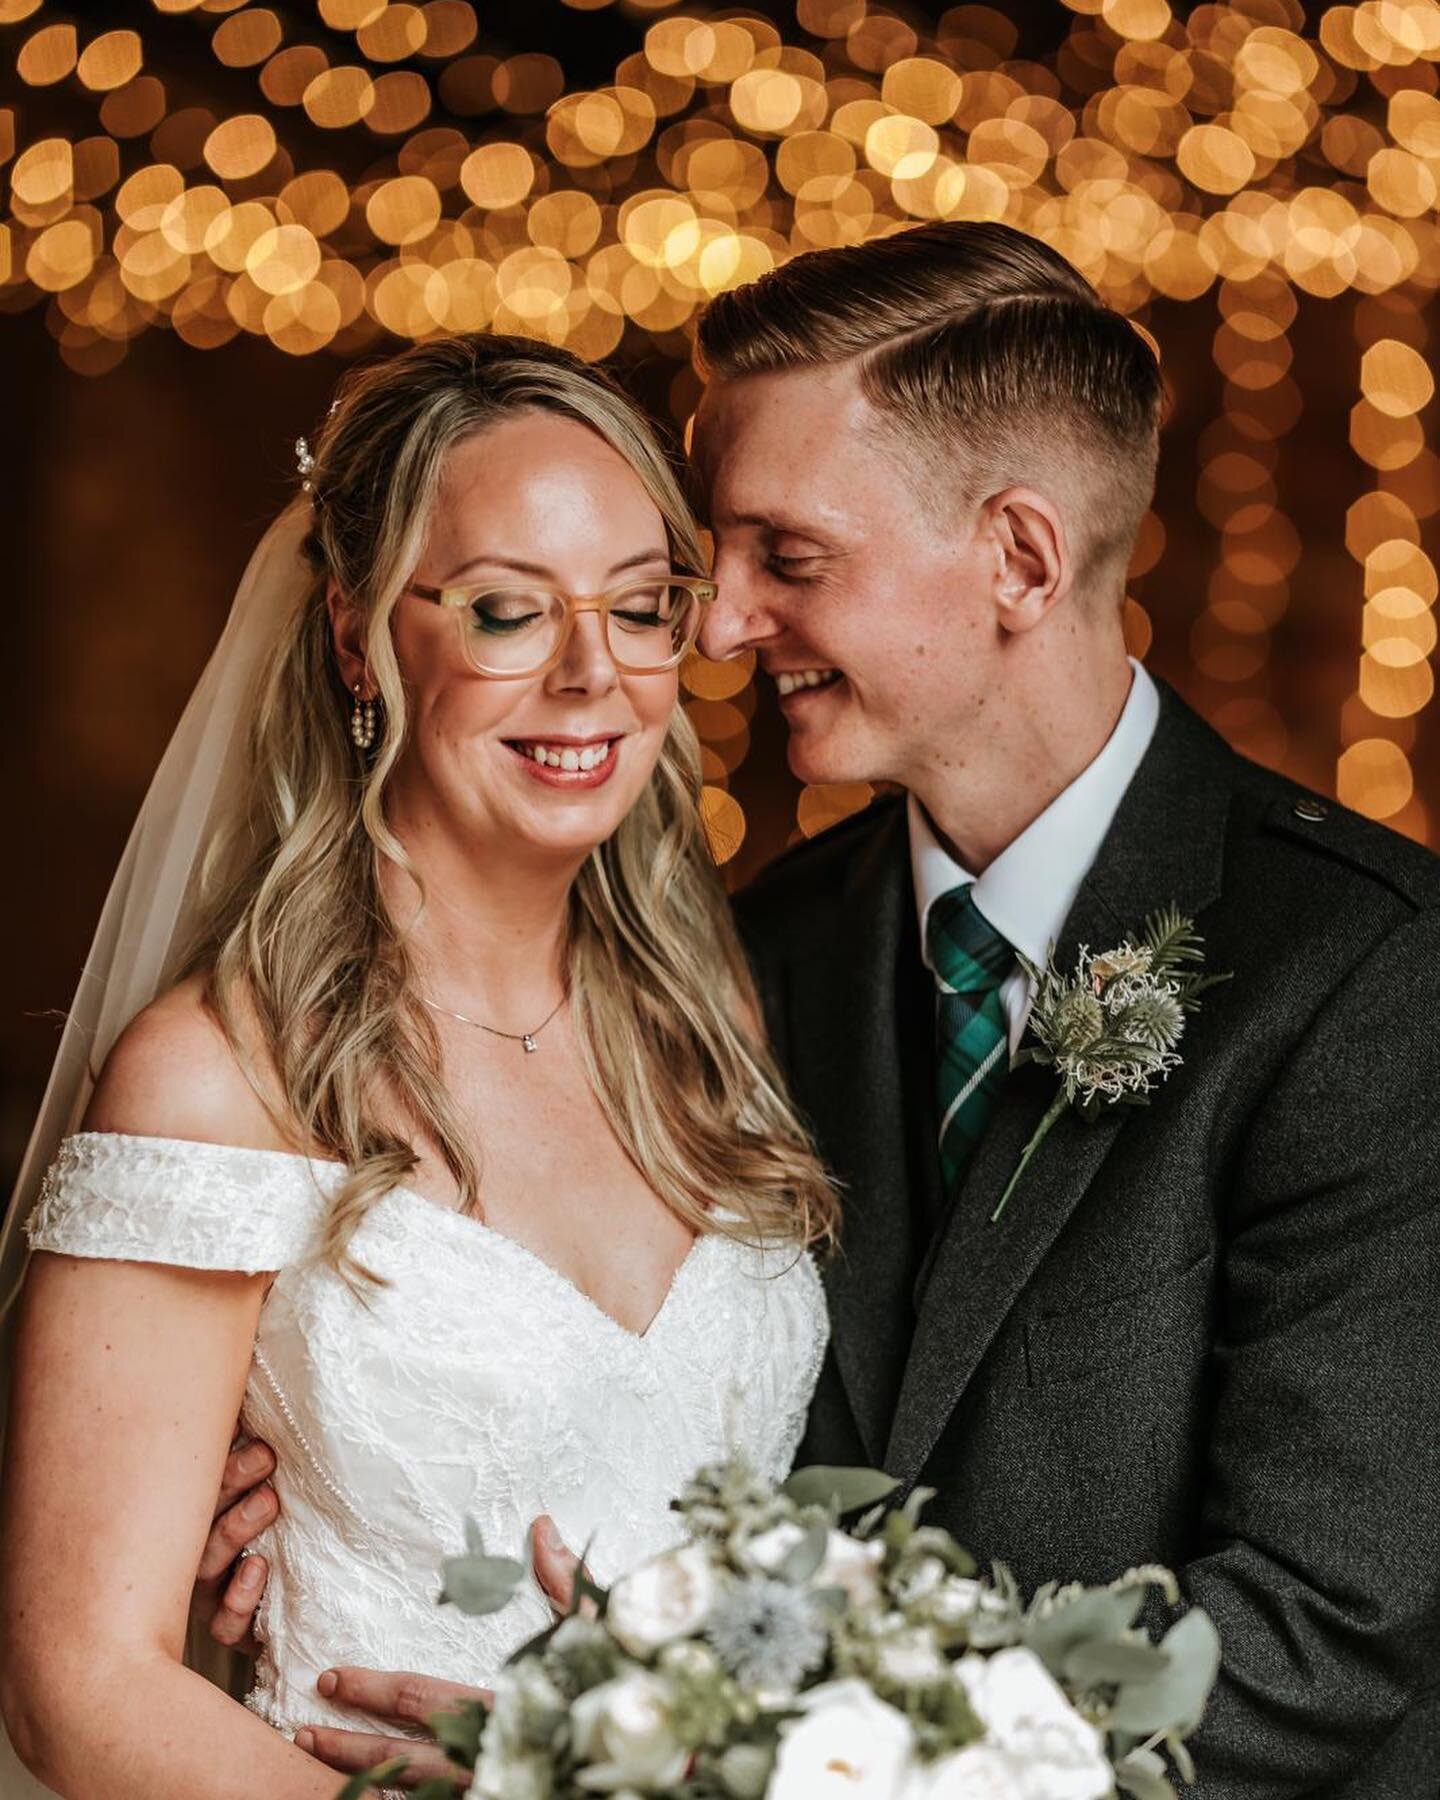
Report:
1022,1249,1215,1390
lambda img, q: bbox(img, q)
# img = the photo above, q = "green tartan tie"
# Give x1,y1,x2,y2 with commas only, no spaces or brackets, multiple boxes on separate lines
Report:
927,886,1016,1195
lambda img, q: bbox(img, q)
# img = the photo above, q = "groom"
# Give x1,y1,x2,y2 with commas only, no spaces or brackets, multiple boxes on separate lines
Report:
206,224,1440,1793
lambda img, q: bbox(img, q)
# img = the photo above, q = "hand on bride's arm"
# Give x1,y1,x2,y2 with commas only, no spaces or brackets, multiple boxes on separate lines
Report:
192,1434,278,1652
291,1519,583,1788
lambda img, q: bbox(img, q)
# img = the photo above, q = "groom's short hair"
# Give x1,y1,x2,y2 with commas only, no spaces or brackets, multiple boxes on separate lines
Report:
696,222,1165,588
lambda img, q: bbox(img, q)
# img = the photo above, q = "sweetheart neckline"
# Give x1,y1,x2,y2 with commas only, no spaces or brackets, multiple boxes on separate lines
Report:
60,1128,712,1345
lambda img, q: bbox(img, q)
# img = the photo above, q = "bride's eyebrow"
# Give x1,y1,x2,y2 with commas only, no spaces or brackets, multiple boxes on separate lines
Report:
440,547,672,583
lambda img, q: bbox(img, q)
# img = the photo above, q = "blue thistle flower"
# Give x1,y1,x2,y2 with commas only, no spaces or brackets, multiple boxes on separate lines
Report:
704,1577,828,1691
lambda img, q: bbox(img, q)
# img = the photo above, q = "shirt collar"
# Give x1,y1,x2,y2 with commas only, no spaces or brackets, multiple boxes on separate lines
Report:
909,659,1160,973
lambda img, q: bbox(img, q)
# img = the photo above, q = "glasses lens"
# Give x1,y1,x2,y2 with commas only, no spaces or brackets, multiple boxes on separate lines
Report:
462,589,564,674
605,582,697,669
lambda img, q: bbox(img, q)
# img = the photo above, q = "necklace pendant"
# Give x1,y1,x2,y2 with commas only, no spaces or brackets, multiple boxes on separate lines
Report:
522,1034,539,1054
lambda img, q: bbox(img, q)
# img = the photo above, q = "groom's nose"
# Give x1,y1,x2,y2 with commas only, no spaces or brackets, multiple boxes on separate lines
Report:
698,558,774,662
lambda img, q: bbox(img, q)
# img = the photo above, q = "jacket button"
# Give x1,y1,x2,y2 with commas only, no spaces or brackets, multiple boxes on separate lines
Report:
1293,797,1329,822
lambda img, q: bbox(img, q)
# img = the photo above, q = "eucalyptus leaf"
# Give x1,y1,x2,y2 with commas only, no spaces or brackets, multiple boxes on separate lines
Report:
778,1519,829,1584
782,1465,900,1514
572,1548,610,1618
853,1501,889,1538
410,1782,465,1800
1023,1587,1146,1676
336,1758,410,1798
1114,1747,1176,1800
506,1616,563,1664
1063,1635,1169,1685
1111,1609,1220,1736
899,1484,937,1528
439,1551,525,1616
430,1705,483,1766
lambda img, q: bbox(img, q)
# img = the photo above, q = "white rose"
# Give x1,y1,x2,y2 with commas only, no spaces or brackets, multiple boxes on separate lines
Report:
745,1524,883,1606
895,1556,948,1604
467,1740,554,1800
907,1742,1030,1799
955,1649,1111,1800
744,1521,807,1573
927,1577,981,1621
770,1679,918,1800
875,1627,948,1688
606,1543,717,1657
819,1531,885,1606
570,1670,688,1793
928,1578,1011,1631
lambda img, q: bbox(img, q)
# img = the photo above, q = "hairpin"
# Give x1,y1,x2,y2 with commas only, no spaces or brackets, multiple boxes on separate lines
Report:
295,435,316,490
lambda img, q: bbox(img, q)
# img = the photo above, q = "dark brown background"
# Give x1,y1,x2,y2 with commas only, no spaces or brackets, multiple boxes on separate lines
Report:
2,1,1433,1185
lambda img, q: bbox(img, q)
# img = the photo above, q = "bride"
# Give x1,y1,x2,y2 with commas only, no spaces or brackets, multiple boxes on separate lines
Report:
0,334,835,1798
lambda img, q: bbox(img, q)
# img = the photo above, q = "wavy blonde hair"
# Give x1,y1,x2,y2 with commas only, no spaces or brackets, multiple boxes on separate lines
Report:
193,333,837,1279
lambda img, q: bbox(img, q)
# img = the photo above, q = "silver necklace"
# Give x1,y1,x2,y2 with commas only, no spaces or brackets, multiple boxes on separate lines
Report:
421,992,567,1054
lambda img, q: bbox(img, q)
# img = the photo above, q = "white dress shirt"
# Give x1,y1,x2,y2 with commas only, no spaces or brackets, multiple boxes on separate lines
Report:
908,658,1160,1055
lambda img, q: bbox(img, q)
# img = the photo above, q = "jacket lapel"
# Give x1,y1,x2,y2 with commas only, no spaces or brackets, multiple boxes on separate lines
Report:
781,800,940,1466
884,685,1234,1485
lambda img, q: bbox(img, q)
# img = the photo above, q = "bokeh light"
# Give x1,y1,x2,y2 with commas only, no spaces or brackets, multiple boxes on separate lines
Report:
0,0,1436,853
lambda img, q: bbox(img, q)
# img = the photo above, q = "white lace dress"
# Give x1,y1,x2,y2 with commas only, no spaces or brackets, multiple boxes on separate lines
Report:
26,1131,828,1754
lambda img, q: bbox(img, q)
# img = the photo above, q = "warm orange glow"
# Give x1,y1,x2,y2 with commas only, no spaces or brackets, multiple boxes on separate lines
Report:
0,0,1435,845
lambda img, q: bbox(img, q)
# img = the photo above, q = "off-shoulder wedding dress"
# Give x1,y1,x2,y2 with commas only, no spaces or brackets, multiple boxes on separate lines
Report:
27,1130,828,1755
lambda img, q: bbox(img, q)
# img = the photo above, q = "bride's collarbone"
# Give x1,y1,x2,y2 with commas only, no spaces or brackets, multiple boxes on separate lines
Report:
395,1055,698,1335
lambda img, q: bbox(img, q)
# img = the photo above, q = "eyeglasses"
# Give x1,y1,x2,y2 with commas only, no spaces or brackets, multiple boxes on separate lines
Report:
406,575,717,679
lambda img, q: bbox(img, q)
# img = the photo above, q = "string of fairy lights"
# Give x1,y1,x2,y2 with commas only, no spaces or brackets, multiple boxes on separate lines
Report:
2,0,1438,858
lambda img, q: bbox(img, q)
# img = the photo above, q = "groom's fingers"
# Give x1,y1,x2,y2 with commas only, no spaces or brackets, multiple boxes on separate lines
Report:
532,1513,582,1614
197,1482,277,1580
317,1665,492,1723
294,1724,459,1787
209,1552,267,1651
214,1435,276,1519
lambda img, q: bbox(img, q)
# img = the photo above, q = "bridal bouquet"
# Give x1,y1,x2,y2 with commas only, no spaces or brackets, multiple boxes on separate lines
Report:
342,1461,1218,1800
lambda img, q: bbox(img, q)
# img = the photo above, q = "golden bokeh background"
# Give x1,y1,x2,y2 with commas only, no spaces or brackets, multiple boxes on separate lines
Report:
2,0,1437,1173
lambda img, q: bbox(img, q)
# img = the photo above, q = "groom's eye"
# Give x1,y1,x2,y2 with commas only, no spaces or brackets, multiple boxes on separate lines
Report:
766,553,822,581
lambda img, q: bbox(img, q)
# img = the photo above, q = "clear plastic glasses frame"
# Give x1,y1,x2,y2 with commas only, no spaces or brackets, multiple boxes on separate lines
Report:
407,575,717,678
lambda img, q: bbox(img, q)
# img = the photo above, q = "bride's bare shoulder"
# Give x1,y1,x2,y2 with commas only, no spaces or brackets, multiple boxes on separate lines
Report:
82,973,294,1152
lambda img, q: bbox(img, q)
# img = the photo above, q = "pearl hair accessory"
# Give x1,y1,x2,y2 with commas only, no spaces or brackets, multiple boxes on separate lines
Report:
295,435,316,491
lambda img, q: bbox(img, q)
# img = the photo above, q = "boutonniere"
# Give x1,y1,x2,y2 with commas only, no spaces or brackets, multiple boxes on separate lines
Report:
991,907,1232,1223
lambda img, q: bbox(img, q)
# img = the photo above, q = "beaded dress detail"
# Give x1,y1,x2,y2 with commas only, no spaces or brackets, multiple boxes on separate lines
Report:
27,1131,828,1753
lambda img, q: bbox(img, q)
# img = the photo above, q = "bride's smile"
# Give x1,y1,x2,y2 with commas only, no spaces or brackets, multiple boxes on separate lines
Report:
0,334,835,1800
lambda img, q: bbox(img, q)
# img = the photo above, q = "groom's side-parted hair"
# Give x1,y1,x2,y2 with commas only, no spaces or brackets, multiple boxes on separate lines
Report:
696,221,1166,589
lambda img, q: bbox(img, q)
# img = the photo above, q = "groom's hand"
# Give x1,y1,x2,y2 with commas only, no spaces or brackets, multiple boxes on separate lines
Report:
193,1433,279,1653
294,1519,584,1784
295,1670,488,1788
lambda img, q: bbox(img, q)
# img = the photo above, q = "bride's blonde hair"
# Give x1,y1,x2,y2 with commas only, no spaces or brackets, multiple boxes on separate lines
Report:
194,334,837,1278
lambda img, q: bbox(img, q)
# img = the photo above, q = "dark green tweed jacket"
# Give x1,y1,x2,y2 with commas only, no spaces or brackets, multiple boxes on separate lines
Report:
736,679,1440,1799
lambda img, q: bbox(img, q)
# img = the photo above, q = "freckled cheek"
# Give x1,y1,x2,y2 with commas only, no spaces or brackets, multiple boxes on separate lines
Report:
408,670,530,755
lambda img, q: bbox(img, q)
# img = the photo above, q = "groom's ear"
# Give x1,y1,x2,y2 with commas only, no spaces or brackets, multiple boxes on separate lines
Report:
325,579,371,694
984,487,1072,635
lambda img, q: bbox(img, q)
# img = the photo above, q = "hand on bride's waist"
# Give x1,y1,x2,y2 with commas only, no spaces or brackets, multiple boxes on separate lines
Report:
196,1466,585,1786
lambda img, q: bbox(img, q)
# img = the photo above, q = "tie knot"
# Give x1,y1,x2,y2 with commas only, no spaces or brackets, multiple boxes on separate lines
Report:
926,886,1014,997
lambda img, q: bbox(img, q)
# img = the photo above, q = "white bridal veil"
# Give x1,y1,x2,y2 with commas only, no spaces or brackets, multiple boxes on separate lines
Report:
0,498,316,1325
0,500,316,1789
